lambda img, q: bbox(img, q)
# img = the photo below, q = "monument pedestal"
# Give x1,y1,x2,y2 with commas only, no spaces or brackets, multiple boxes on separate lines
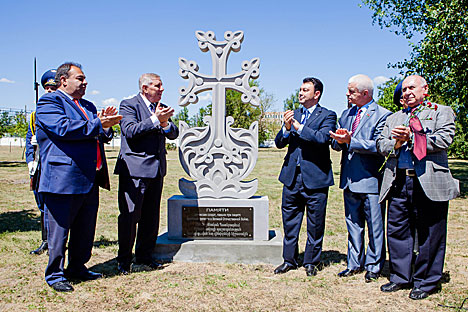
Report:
153,195,283,265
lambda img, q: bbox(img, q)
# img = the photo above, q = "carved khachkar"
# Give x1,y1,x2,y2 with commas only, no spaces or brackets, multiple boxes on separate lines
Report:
178,30,260,199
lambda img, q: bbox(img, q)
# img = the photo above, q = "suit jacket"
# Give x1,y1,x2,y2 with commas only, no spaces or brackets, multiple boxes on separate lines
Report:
377,103,459,202
332,101,391,193
114,94,179,178
35,91,113,194
275,105,337,189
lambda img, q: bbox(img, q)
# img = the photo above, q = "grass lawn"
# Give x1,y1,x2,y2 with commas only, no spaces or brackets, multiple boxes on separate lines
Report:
0,146,467,311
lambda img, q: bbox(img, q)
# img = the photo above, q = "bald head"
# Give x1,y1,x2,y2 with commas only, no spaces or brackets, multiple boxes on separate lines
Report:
402,75,428,108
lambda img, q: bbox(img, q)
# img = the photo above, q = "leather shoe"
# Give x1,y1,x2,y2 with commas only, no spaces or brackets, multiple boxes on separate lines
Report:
409,287,430,300
304,264,321,276
65,269,103,281
274,262,297,274
30,241,48,255
118,263,131,275
365,271,380,283
51,281,74,292
380,282,411,292
338,268,362,277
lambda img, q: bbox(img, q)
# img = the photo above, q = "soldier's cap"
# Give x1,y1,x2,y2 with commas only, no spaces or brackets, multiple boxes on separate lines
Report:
41,69,57,88
393,81,403,106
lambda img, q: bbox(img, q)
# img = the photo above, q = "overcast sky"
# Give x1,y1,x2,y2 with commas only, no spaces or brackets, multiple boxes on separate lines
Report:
0,0,410,116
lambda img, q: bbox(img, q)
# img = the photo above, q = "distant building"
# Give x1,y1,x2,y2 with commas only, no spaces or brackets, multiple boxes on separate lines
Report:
263,112,283,124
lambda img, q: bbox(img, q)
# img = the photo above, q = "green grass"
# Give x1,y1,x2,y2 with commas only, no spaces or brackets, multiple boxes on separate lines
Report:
0,146,467,311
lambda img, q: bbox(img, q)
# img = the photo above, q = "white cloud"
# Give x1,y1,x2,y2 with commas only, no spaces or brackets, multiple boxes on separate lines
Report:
0,78,15,84
90,90,100,95
102,98,118,106
373,76,390,86
198,92,212,102
122,93,137,100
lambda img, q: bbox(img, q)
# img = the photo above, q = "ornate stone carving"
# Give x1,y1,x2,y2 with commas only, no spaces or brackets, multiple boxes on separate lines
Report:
178,30,260,199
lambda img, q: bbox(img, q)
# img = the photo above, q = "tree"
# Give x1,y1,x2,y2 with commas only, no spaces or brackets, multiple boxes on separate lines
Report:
172,106,190,128
0,112,12,138
376,77,402,113
362,0,468,158
10,112,28,137
283,89,300,111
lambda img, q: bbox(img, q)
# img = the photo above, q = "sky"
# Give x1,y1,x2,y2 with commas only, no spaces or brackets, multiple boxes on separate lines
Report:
0,0,411,116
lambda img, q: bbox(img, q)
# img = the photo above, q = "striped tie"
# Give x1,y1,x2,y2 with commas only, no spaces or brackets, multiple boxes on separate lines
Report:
351,108,362,135
301,110,310,124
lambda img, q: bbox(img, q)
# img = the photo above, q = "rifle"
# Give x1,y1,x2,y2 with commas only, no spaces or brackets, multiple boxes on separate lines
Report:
34,57,39,104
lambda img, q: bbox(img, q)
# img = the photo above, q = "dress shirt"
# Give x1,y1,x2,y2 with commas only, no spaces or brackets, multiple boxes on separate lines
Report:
140,93,171,132
282,104,318,137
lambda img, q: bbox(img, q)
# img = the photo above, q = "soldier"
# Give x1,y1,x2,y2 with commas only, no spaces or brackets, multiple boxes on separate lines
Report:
26,69,57,255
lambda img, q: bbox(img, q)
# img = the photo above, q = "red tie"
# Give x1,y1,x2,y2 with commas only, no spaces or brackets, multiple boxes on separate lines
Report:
409,107,427,160
74,99,102,170
351,108,362,135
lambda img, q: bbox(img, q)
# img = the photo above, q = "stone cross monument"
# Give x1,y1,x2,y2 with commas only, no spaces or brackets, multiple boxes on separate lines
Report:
155,31,282,265
177,30,261,199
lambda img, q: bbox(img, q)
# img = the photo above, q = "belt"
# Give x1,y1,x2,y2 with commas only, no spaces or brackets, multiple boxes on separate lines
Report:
398,169,416,177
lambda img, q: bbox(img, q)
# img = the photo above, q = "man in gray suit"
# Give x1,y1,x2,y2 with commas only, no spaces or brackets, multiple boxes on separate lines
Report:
330,74,391,282
377,75,459,300
114,73,179,274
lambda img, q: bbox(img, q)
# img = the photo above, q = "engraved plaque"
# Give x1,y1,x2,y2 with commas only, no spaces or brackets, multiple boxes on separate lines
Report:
182,207,253,240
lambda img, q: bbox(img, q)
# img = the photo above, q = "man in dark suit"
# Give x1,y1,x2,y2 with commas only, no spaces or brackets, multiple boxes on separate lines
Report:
36,62,121,292
114,73,179,274
330,74,391,282
274,77,337,276
377,75,459,300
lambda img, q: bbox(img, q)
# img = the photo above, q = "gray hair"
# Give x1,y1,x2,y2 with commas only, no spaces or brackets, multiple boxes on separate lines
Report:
348,74,374,96
139,73,161,92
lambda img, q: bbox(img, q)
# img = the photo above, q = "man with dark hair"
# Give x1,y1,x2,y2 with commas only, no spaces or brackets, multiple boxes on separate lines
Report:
330,74,391,282
36,62,121,292
274,77,337,276
26,69,57,255
377,75,459,300
114,73,178,274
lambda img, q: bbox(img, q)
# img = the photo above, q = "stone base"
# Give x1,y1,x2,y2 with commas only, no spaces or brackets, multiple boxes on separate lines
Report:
153,229,283,265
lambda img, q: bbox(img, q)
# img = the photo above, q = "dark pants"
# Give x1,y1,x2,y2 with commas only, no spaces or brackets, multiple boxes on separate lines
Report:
33,189,48,241
281,169,328,266
43,184,99,285
117,174,163,266
387,171,448,292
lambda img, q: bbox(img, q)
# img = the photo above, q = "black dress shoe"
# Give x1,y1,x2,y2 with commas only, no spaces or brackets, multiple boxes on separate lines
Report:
380,281,411,292
65,269,103,281
409,287,430,300
304,264,321,276
51,281,74,292
365,271,380,283
118,263,131,275
338,268,362,277
274,262,297,274
30,241,48,255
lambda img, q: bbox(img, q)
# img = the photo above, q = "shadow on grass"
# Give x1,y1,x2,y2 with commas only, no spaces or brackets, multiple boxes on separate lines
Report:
297,249,347,267
450,161,468,197
0,209,40,233
0,161,26,168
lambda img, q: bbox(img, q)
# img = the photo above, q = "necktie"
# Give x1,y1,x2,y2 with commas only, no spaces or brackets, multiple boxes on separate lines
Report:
409,107,427,160
351,108,362,135
74,99,102,170
301,110,310,125
150,103,157,113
